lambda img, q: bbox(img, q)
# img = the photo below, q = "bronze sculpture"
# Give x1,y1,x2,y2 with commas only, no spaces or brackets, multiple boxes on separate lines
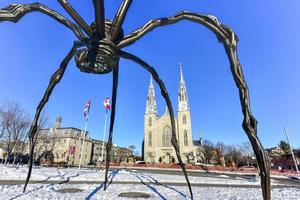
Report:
0,1,270,199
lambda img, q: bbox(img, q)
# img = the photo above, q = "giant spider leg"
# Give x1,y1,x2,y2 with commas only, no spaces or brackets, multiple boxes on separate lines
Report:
118,50,193,200
92,0,105,38
117,12,270,200
0,3,85,40
104,65,119,190
58,0,93,37
23,41,84,192
109,0,132,42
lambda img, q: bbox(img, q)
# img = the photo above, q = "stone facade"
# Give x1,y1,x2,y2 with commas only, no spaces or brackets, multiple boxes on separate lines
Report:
35,116,134,166
111,145,133,163
35,116,92,166
143,64,203,164
90,139,106,164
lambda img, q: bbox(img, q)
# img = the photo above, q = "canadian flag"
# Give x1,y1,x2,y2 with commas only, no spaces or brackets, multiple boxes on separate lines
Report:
83,100,91,117
103,97,111,110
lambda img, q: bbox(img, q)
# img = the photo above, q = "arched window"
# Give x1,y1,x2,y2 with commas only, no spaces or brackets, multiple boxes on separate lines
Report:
148,131,152,146
182,115,187,124
184,130,188,146
148,117,152,126
162,126,172,147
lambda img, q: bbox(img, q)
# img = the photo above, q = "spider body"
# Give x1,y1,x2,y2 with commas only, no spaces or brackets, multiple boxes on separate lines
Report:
75,21,123,74
0,1,271,199
75,38,119,74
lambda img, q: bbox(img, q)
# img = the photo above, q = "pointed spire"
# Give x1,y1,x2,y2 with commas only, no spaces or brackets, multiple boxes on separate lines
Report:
180,63,184,83
150,75,154,87
178,63,190,111
199,131,203,146
145,75,157,115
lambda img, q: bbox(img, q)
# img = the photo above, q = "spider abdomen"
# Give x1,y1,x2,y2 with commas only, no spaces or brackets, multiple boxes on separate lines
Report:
75,38,119,74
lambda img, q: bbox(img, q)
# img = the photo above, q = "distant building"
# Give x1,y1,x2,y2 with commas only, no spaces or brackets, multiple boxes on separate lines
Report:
266,147,300,171
111,145,133,163
90,139,106,164
143,64,203,164
35,116,134,166
35,116,92,165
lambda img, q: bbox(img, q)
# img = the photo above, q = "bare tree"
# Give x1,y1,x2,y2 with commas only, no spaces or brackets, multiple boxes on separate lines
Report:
33,111,50,146
128,145,136,155
278,140,290,155
0,102,30,165
202,140,216,164
30,111,50,165
239,141,254,166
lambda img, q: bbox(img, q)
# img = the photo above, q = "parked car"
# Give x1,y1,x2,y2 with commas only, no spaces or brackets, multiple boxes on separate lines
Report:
239,165,256,171
135,161,146,165
3,155,29,164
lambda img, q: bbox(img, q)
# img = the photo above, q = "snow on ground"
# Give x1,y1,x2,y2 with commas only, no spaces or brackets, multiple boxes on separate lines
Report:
0,165,282,185
1,183,300,200
0,165,299,199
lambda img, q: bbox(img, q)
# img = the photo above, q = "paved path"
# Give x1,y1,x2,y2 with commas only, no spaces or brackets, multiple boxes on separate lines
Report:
0,180,299,189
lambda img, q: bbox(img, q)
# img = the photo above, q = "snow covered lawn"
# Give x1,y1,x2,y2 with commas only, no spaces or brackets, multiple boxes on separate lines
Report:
0,165,282,185
1,183,300,200
0,165,299,199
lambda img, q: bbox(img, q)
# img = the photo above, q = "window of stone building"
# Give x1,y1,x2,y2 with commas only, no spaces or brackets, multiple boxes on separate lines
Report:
148,117,152,126
184,130,188,146
148,131,152,146
162,126,171,147
183,114,187,124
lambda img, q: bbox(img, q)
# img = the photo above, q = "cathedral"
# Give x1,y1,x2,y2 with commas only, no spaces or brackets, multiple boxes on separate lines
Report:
143,64,203,164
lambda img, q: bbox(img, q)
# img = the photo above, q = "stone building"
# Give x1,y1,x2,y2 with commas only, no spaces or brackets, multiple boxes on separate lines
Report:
35,116,134,166
90,141,133,164
35,116,93,166
90,139,106,164
111,145,133,163
143,65,203,164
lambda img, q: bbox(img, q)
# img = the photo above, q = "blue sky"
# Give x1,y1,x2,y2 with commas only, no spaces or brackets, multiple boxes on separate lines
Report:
1,0,300,154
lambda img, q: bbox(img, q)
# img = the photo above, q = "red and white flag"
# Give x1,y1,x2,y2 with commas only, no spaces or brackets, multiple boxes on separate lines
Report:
103,97,111,110
69,146,76,155
83,100,91,118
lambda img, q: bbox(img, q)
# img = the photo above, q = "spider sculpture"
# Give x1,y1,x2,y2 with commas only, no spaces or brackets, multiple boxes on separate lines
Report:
0,1,271,199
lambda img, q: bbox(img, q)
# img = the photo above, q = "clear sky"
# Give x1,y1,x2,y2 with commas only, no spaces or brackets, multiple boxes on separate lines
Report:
1,0,300,154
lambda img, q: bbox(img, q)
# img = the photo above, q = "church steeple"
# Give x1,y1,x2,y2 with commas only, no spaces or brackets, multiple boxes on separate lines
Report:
178,63,190,111
145,76,157,115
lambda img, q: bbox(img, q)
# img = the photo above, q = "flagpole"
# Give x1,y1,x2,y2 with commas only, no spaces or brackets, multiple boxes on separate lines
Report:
100,109,108,164
283,127,299,175
79,116,88,169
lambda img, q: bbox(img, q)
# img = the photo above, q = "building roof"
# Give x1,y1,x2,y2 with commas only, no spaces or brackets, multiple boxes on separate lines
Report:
193,140,202,146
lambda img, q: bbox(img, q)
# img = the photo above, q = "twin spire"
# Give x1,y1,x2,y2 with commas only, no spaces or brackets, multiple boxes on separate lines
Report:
145,64,190,115
145,76,157,114
178,63,190,112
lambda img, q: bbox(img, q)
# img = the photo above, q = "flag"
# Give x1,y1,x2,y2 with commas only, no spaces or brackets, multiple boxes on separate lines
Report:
69,146,76,155
83,100,91,118
103,97,111,110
